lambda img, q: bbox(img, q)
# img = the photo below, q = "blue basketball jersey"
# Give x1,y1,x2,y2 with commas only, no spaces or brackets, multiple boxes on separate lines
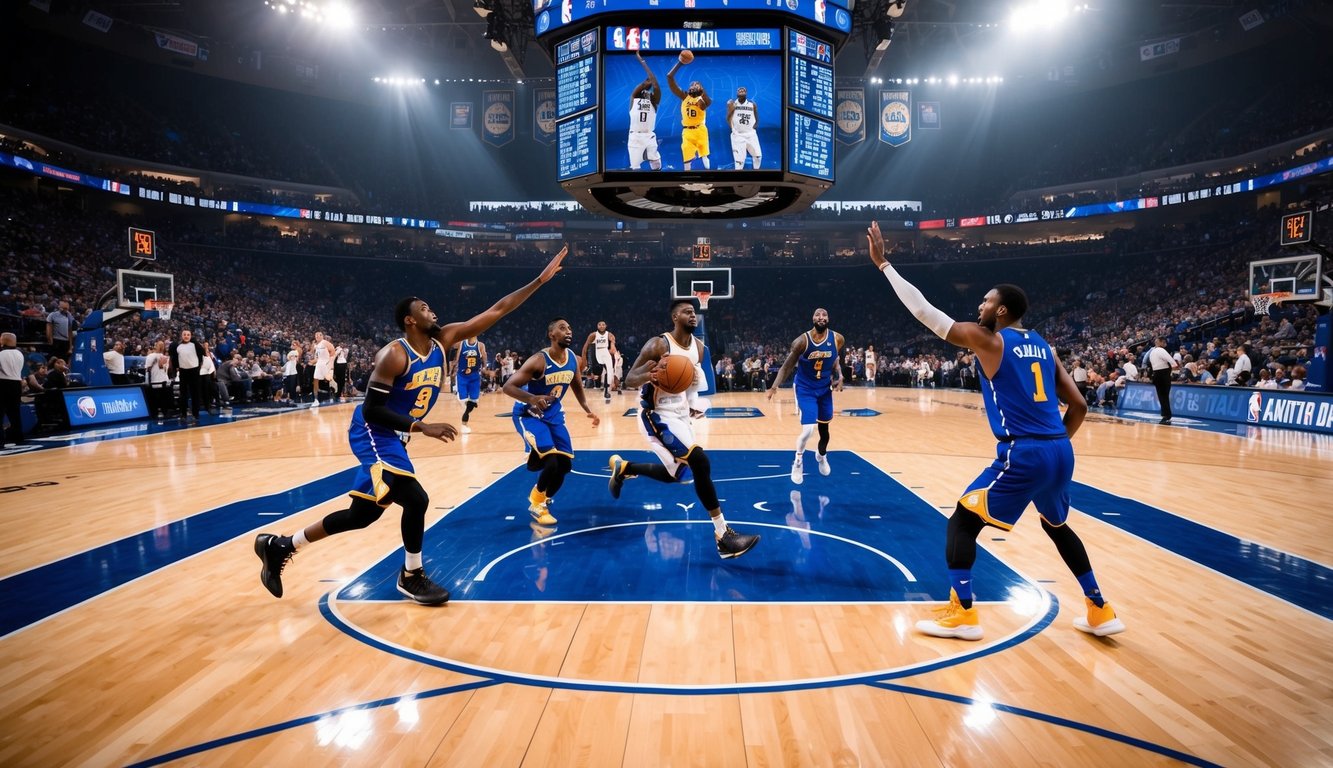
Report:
794,330,839,394
352,338,445,436
510,349,579,420
458,340,482,378
979,327,1068,440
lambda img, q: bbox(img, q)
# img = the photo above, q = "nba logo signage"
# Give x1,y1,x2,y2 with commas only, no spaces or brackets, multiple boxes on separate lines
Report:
1247,392,1262,423
482,90,515,148
880,90,911,147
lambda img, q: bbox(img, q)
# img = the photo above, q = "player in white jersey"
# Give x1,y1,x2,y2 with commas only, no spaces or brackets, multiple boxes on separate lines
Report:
606,299,760,559
727,87,761,170
628,51,662,170
311,331,337,406
580,320,618,402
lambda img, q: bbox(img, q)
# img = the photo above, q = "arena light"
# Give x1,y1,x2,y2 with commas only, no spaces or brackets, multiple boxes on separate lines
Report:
1008,0,1073,32
325,1,356,30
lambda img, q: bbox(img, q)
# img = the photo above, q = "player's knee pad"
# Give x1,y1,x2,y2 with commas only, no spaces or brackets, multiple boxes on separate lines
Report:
323,496,385,534
527,451,544,471
817,422,830,440
685,449,711,478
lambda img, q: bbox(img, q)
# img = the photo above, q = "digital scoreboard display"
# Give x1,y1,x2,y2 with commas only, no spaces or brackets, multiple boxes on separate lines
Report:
554,31,601,180
601,28,781,173
1281,210,1312,246
784,29,835,180
535,0,852,37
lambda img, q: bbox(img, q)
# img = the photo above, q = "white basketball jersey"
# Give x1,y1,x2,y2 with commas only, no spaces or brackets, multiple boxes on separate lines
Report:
630,97,656,133
595,330,611,352
730,100,757,135
315,343,331,365
655,333,702,417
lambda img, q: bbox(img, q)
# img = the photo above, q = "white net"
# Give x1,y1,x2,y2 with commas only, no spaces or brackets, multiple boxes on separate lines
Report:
693,291,711,310
1249,292,1290,316
145,299,173,320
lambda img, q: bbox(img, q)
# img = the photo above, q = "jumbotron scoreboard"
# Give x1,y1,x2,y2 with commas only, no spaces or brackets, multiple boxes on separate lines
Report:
536,0,851,219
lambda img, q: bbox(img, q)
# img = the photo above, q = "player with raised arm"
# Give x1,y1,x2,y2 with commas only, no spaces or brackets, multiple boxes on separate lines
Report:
766,308,844,484
628,51,663,170
505,317,600,526
606,300,760,559
254,246,568,606
667,51,711,171
726,86,760,170
866,222,1123,639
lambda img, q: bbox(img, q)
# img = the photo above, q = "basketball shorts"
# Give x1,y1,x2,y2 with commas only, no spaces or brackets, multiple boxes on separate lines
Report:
959,437,1075,530
456,374,480,402
628,131,660,167
596,350,614,371
314,362,332,380
731,132,760,168
637,407,696,482
514,411,573,458
348,418,415,507
681,126,709,161
794,385,833,426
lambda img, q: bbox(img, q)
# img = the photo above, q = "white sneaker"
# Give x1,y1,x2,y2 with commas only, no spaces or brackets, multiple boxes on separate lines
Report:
461,424,472,434
790,458,803,485
816,453,831,476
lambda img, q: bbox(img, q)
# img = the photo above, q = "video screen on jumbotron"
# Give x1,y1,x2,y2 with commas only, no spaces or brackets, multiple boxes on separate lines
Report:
601,28,783,173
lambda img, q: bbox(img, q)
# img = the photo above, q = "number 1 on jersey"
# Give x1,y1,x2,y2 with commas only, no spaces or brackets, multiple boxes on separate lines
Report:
1029,362,1048,402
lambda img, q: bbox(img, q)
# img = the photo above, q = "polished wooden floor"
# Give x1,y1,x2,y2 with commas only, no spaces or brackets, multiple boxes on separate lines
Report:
1,386,1330,767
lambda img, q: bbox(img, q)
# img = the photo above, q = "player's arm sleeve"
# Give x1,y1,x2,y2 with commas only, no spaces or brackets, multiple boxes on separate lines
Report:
363,382,417,432
879,263,954,340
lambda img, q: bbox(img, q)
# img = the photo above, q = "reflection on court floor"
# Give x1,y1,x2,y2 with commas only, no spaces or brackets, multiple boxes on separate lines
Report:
337,450,1031,603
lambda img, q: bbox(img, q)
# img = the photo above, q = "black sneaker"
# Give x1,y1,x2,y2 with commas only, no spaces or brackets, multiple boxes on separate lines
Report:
608,453,628,500
716,526,760,559
397,567,450,605
254,534,295,598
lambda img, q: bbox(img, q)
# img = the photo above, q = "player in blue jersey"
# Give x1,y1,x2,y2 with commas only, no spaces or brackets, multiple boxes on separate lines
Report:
867,222,1124,640
505,317,600,526
766,308,844,484
254,246,568,605
452,336,487,434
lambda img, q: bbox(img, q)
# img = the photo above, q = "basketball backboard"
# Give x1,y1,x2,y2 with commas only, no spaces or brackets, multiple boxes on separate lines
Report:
1249,254,1322,301
117,269,174,309
672,267,733,304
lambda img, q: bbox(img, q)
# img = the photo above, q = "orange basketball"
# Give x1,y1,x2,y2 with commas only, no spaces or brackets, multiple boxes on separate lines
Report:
678,49,694,64
656,355,694,394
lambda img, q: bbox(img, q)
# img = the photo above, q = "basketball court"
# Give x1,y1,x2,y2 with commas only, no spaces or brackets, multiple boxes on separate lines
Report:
2,361,1330,766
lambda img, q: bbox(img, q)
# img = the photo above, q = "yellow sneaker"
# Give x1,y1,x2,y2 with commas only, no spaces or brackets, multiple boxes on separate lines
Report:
915,588,983,640
528,500,557,526
1073,598,1125,637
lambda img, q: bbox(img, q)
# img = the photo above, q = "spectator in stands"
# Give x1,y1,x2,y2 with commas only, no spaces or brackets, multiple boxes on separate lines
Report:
1273,317,1297,340
1287,365,1307,391
1229,344,1252,384
46,300,76,359
104,340,128,385
25,363,48,395
1071,358,1090,402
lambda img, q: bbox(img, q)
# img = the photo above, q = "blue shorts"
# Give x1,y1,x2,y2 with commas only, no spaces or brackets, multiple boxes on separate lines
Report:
457,374,480,402
794,386,833,426
959,437,1074,530
347,418,416,506
514,412,573,458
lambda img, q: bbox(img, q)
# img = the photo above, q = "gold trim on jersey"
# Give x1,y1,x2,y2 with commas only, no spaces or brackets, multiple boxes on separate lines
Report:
957,488,1015,531
522,430,575,459
350,462,418,507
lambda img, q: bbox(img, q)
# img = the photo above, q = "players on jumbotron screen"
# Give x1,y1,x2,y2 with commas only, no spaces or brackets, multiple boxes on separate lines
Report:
603,50,780,172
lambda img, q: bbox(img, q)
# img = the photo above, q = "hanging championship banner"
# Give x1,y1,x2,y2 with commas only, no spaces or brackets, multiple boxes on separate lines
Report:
482,90,515,147
534,88,557,145
917,101,940,130
450,102,473,130
835,88,865,145
880,90,910,147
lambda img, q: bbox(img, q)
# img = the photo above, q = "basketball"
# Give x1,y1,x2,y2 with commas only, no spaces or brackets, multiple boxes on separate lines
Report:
678,49,694,64
655,354,694,394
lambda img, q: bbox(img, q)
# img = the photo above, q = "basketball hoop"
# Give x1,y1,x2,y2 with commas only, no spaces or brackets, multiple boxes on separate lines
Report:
692,291,711,311
1249,291,1291,316
144,298,174,321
